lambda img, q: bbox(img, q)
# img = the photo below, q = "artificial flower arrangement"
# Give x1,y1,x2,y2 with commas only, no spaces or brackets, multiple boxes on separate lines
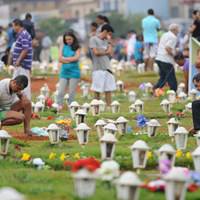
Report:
56,119,72,127
97,160,120,181
136,114,148,134
168,110,185,120
63,157,100,172
154,88,165,97
56,118,72,140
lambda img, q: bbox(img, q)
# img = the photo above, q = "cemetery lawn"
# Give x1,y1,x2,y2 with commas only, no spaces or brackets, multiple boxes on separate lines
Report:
1,71,200,200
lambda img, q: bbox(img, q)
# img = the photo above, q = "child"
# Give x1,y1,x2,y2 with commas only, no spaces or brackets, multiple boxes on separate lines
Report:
57,31,81,110
134,34,143,65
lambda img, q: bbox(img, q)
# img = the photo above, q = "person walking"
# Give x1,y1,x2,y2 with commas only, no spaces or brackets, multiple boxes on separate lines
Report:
153,24,180,92
12,19,32,100
142,8,160,71
57,31,81,110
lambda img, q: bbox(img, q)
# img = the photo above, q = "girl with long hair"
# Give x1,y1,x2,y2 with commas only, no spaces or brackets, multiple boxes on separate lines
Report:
57,31,81,110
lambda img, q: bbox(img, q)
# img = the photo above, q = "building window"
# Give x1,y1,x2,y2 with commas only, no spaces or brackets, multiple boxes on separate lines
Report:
103,0,111,11
171,6,179,18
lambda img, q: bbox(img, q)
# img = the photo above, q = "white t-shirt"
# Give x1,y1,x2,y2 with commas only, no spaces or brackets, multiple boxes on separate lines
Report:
0,79,17,110
156,31,177,64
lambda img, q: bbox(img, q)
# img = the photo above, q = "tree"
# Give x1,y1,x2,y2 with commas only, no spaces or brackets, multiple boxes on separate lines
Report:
39,18,71,42
109,12,144,37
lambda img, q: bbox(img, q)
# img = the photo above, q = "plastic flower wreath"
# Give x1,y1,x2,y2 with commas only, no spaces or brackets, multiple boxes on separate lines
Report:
64,157,100,172
139,83,146,91
176,150,183,158
136,115,148,128
154,88,164,97
159,159,172,175
56,119,72,127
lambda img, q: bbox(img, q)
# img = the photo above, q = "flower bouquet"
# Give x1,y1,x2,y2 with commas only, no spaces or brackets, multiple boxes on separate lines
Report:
136,115,148,134
56,118,72,141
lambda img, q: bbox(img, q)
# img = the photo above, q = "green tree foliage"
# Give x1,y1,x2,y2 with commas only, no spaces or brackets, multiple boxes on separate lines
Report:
109,12,144,37
39,18,71,42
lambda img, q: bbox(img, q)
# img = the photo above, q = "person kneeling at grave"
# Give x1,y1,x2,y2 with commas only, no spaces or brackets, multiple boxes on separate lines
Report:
0,75,33,136
190,73,200,134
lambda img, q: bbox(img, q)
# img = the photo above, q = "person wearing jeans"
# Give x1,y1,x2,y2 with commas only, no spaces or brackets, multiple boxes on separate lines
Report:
57,31,80,110
154,23,180,92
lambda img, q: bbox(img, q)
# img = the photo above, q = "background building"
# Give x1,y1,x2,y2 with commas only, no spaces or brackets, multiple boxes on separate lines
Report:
59,0,99,20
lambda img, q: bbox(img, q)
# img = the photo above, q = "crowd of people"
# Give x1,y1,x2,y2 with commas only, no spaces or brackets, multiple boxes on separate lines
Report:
1,8,200,136
110,9,200,95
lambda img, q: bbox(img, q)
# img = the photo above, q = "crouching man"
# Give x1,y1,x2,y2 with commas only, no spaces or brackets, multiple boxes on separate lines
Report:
0,75,32,136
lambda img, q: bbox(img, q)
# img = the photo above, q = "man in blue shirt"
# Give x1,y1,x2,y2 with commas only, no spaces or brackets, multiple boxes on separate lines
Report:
142,9,160,71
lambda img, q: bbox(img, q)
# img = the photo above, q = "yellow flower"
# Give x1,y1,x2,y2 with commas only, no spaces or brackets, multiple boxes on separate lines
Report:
56,120,65,124
73,152,80,160
176,150,183,158
60,153,66,161
21,153,31,161
186,152,192,160
49,152,56,160
147,151,153,159
56,119,71,126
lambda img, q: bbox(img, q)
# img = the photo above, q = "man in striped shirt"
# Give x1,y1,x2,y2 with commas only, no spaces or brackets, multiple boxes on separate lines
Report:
12,18,32,100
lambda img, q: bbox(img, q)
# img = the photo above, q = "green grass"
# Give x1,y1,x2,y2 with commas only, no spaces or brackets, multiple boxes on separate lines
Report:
1,69,200,200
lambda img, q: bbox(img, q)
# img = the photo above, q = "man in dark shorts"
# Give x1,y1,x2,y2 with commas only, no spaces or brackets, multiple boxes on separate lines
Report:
0,75,32,136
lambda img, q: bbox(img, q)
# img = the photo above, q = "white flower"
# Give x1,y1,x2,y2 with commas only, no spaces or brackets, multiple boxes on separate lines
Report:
97,160,120,181
32,158,45,169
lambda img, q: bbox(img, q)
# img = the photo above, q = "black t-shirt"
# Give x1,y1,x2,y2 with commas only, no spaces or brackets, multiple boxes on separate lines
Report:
192,19,200,39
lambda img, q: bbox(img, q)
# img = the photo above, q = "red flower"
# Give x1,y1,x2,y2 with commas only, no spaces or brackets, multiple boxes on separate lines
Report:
47,116,54,120
45,98,53,108
64,161,74,168
64,157,100,172
188,184,198,192
176,111,185,118
31,113,40,119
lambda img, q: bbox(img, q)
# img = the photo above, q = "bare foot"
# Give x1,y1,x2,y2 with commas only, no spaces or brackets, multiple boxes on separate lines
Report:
25,130,34,136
